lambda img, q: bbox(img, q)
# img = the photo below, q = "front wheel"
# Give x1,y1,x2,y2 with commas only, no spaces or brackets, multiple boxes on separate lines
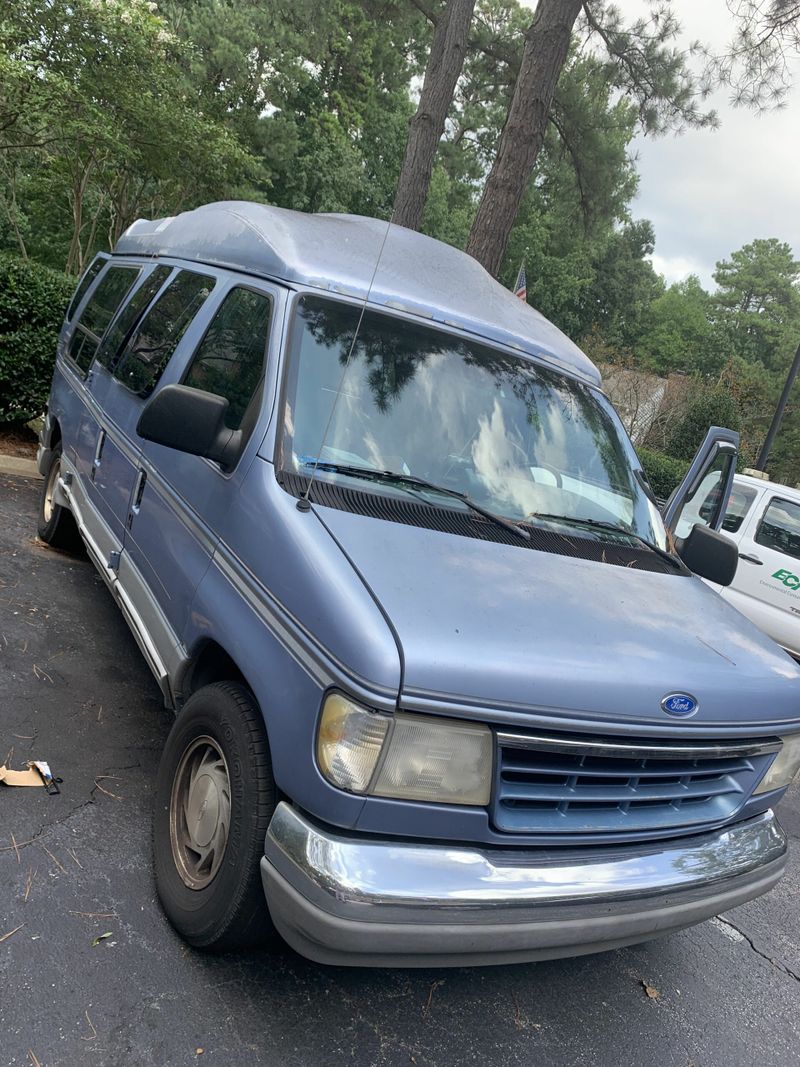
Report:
153,682,279,951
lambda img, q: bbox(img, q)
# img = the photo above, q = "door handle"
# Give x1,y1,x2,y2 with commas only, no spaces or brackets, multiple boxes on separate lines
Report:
738,552,763,565
91,430,106,481
127,469,147,528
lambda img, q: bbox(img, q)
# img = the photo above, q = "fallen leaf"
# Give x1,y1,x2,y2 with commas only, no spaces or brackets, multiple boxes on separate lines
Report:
641,980,660,1000
92,931,114,946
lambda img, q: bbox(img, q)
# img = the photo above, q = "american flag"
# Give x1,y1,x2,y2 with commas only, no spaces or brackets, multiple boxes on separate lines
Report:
513,261,527,301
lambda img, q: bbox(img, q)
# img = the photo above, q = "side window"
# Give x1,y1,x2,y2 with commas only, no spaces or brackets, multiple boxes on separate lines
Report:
720,485,758,534
66,255,108,321
113,271,215,396
67,265,140,374
183,287,272,434
673,449,735,539
755,497,800,561
96,265,172,371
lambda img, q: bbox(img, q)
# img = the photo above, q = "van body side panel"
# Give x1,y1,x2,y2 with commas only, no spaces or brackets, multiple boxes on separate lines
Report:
217,458,402,699
47,358,124,570
108,266,222,634
47,360,92,471
723,587,800,656
718,477,800,657
126,459,219,637
184,559,369,830
173,454,403,827
81,370,142,547
123,275,284,638
722,495,800,656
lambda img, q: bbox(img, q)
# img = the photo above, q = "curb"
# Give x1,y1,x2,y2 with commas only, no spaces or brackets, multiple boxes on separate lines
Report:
0,454,41,479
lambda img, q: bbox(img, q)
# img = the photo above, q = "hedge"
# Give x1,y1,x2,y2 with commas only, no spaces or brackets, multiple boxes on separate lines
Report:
661,388,743,462
0,254,75,423
637,446,690,502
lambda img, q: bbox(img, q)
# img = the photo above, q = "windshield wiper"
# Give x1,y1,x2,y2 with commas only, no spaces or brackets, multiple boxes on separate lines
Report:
301,461,531,541
531,513,681,569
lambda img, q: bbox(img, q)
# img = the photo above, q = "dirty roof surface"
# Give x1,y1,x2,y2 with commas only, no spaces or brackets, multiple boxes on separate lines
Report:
115,201,600,386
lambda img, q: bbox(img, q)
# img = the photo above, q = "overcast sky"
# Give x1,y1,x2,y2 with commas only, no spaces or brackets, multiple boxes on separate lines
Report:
614,0,800,289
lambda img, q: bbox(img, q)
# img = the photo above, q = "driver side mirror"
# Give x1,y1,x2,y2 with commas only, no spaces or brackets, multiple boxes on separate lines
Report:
676,523,738,586
137,384,242,469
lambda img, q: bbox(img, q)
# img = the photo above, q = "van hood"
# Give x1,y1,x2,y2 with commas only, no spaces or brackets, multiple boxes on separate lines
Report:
316,509,800,733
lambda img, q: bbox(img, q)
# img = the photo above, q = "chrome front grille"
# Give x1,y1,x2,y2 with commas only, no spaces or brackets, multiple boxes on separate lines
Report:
493,731,779,836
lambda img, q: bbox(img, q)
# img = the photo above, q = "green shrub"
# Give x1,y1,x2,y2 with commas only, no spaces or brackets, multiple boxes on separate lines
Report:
661,385,743,462
637,446,689,501
0,254,75,422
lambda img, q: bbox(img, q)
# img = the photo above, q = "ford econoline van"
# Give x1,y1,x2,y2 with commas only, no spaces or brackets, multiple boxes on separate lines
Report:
37,202,800,966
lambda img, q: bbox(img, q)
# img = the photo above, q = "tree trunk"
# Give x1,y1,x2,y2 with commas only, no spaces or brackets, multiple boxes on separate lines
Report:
66,153,95,274
1,168,29,259
465,0,582,277
391,0,476,231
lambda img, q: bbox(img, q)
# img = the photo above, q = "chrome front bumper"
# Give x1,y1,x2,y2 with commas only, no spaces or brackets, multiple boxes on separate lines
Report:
261,803,787,967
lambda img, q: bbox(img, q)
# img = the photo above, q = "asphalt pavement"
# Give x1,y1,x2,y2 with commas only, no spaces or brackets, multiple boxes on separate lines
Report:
1,472,799,1067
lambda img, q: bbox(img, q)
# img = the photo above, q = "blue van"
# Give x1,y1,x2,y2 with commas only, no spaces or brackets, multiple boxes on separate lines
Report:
38,202,800,966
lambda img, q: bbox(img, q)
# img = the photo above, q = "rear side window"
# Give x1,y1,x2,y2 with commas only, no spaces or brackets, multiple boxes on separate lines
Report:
66,255,108,321
67,265,140,374
114,271,215,396
755,497,800,561
721,485,758,533
183,287,272,432
96,266,172,371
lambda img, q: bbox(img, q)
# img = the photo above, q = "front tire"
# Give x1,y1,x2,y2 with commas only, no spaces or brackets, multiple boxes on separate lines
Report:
37,444,80,550
153,682,279,951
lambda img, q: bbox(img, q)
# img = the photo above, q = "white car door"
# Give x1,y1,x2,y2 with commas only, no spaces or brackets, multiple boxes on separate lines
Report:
720,489,800,657
691,479,761,595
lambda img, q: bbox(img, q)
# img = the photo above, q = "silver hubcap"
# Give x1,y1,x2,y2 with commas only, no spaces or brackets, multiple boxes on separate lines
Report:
43,457,61,524
169,736,231,890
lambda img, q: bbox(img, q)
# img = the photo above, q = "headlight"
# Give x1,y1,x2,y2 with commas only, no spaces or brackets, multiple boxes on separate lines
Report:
316,693,492,806
754,732,800,794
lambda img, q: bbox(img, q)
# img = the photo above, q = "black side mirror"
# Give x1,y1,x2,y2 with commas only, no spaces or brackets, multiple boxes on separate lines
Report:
676,523,738,586
137,384,241,468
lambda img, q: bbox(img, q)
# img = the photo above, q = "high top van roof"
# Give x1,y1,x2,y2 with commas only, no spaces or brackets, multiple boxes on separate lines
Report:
116,201,600,386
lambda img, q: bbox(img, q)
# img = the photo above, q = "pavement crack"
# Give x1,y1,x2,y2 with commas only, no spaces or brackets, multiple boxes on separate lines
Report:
6,798,96,856
1,760,140,857
721,915,800,984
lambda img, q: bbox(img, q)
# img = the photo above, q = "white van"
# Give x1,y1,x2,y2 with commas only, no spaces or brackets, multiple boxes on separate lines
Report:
701,473,800,660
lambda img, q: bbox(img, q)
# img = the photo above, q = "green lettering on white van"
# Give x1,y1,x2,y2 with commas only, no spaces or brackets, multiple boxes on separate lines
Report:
772,568,800,590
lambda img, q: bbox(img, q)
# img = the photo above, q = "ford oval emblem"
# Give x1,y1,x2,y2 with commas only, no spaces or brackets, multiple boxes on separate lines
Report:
661,693,699,717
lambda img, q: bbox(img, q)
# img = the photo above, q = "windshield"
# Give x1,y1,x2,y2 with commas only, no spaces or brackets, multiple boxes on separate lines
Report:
280,295,666,548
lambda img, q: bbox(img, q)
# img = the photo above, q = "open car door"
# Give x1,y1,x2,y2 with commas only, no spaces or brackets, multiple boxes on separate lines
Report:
662,426,739,538
659,427,741,588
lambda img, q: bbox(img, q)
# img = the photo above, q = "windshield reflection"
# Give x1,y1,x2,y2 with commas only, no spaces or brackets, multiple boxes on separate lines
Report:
281,296,665,547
